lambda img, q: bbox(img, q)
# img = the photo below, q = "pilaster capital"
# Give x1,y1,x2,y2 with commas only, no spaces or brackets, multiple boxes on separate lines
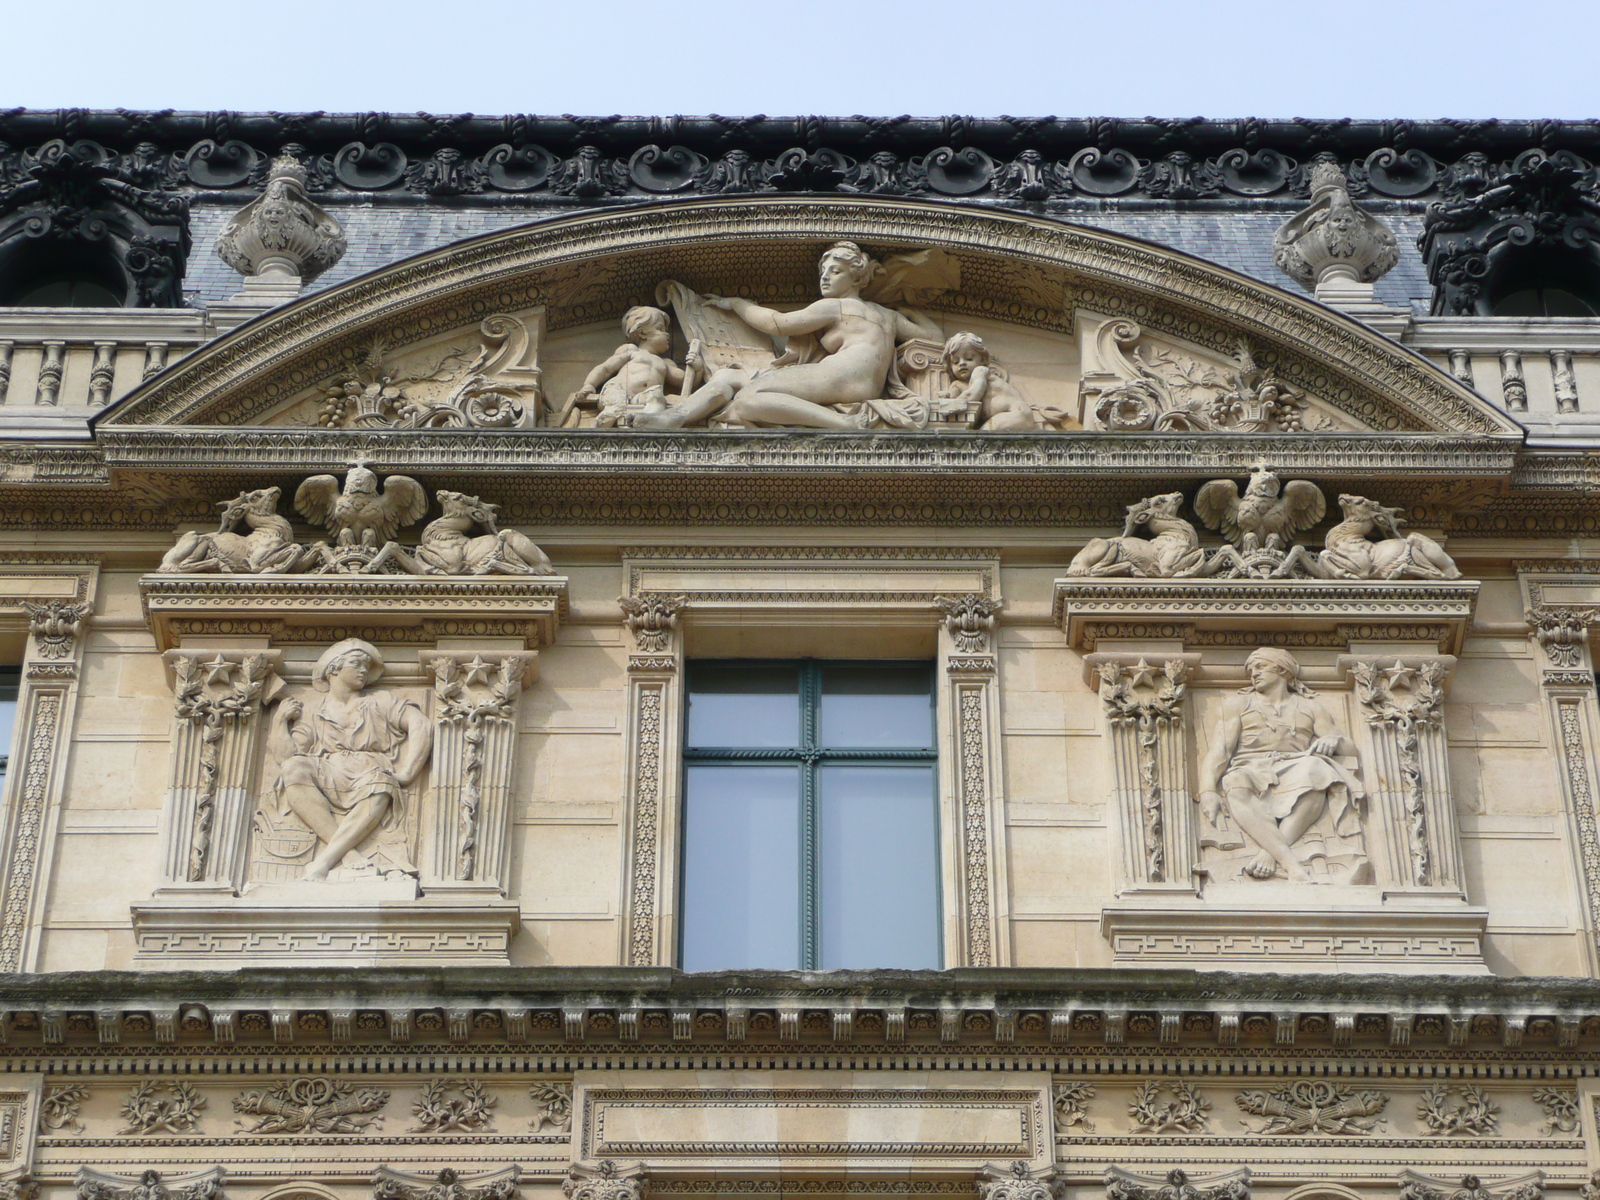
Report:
978,1163,1063,1200
935,593,1002,653
1338,654,1455,723
562,1162,645,1200
619,592,686,654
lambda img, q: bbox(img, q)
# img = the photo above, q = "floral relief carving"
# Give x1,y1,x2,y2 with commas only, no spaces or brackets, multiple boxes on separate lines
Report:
232,1076,390,1133
0,693,60,971
957,687,994,967
1532,610,1589,669
1416,1082,1499,1136
1128,1080,1210,1133
1533,1086,1579,1135
431,654,528,881
620,593,686,653
1098,658,1189,884
529,1081,572,1132
23,599,91,659
978,1163,1062,1200
1399,1175,1543,1200
119,1080,206,1135
1105,1169,1249,1200
1350,658,1448,887
936,594,1001,653
564,1163,645,1200
409,1078,496,1132
626,684,665,966
39,1082,88,1133
1235,1079,1387,1135
0,1179,37,1200
78,1170,224,1200
374,1169,518,1200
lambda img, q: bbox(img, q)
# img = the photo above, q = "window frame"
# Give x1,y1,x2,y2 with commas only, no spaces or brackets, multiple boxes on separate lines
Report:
679,658,942,971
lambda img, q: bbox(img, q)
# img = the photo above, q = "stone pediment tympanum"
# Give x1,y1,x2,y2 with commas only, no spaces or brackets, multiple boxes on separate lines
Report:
96,196,1519,442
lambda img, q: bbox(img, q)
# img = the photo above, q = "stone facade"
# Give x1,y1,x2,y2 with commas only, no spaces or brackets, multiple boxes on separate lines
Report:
1,106,1599,1200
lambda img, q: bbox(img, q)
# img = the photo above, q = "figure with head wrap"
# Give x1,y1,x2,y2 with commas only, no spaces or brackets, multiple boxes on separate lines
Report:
561,305,703,428
270,639,432,881
1198,647,1368,883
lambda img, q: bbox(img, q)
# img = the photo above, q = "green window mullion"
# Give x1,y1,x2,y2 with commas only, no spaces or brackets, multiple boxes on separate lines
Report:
799,661,821,970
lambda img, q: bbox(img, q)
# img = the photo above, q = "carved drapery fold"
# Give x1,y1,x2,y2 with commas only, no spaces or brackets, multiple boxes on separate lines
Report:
1342,654,1464,894
157,650,283,890
424,651,538,894
1086,651,1202,894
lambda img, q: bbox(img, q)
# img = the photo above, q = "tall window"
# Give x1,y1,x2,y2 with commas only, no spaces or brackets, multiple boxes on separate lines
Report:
0,666,20,781
680,660,940,971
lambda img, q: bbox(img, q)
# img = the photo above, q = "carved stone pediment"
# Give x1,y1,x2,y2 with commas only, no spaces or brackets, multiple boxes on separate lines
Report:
99,197,1516,442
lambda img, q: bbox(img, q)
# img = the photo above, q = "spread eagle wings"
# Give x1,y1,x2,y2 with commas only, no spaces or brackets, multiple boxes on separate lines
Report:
1192,479,1245,546
1273,479,1328,539
294,473,428,544
1193,478,1326,548
292,475,343,529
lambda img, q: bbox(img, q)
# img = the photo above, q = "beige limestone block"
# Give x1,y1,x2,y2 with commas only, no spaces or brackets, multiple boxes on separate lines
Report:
515,917,621,966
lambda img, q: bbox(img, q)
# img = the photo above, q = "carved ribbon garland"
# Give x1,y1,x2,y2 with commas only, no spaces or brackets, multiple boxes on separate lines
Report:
434,657,522,879
172,654,272,881
1350,659,1446,887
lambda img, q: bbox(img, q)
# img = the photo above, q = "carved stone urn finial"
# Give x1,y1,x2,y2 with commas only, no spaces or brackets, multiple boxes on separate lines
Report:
1272,158,1399,306
215,153,347,303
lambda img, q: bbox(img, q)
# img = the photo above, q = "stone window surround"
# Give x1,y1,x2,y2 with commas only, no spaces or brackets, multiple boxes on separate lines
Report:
616,547,1009,970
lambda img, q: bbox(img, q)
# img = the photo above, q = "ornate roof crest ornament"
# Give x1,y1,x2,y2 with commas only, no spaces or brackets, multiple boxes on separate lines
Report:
1273,157,1400,304
215,153,346,301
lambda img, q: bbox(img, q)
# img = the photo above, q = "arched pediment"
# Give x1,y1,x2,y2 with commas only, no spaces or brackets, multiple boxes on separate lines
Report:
100,195,1520,439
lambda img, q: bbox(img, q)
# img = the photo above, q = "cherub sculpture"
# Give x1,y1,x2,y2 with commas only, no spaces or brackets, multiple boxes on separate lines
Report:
1194,466,1326,554
1066,492,1206,577
938,332,1078,431
560,305,702,428
295,461,429,548
159,487,305,574
1314,493,1462,580
390,490,555,576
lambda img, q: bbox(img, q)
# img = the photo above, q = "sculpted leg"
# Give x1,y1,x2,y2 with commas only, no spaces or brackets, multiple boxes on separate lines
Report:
632,367,745,429
723,391,867,430
1226,787,1315,882
304,795,389,881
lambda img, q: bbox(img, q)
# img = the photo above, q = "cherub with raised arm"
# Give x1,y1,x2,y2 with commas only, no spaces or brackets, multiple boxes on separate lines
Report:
560,306,701,428
938,331,1079,431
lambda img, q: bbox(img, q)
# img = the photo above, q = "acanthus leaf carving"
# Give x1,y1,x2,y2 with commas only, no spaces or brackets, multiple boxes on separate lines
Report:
78,1170,225,1200
1349,657,1449,887
23,599,91,660
978,1163,1062,1200
620,593,686,653
1105,1168,1249,1200
563,1162,645,1200
1399,1174,1543,1200
373,1168,518,1200
936,594,1001,653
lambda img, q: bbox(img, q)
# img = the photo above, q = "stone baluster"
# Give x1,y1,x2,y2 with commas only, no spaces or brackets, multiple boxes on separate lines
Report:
0,341,12,404
155,650,283,892
35,342,64,406
1447,348,1475,388
423,650,538,895
142,341,168,381
88,341,116,407
1500,350,1528,411
1552,349,1580,413
1341,653,1463,894
1086,650,1202,894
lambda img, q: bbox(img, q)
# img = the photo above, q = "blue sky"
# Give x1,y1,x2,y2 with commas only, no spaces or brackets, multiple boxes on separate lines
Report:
5,0,1598,118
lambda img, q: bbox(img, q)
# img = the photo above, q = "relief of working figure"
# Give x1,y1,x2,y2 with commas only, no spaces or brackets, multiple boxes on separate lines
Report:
256,640,431,883
1198,648,1372,885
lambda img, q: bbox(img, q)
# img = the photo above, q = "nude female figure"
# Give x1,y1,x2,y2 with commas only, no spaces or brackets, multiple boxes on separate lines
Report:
632,241,943,430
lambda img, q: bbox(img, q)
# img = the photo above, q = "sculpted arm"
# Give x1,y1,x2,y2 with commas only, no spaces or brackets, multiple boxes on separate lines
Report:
894,306,944,342
1309,697,1354,758
391,704,434,787
1198,697,1244,816
709,296,838,338
576,346,635,395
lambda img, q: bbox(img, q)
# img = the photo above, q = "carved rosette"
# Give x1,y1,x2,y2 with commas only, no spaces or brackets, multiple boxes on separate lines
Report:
563,1162,645,1200
425,652,538,893
158,650,282,891
1087,652,1201,893
1343,655,1464,893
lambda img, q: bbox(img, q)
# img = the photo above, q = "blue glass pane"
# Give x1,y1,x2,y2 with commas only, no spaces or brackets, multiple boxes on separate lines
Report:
680,765,801,970
687,663,799,748
817,765,939,969
818,663,932,748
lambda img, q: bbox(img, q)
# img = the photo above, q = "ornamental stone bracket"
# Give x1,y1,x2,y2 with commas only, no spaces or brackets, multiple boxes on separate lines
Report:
616,548,1008,968
1057,577,1487,976
130,572,567,968
0,562,98,973
1520,562,1600,975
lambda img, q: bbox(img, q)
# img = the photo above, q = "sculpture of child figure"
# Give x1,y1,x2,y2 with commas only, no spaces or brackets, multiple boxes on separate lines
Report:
269,639,432,882
938,332,1079,431
561,305,701,428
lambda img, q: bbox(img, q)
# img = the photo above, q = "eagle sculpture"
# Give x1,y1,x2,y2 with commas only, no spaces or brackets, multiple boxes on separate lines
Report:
1193,465,1326,554
294,461,429,547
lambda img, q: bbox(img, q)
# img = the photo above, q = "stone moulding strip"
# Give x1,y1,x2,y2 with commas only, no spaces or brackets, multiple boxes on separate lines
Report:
94,427,1523,477
96,196,1512,436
